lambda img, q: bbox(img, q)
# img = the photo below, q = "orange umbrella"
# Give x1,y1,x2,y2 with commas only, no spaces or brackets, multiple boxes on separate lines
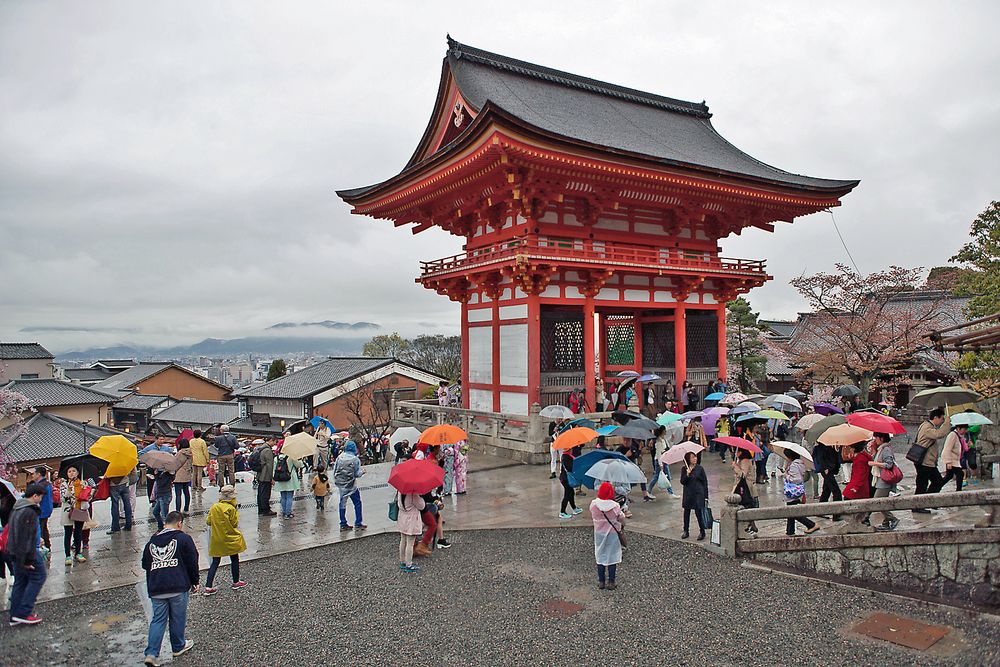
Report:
553,427,599,450
420,424,468,446
817,423,873,446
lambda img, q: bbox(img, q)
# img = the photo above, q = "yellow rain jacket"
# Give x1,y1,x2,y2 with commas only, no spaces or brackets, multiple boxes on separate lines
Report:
206,499,247,558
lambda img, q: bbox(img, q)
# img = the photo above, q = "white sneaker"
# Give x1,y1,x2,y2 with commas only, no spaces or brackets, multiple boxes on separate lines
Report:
646,493,657,500
173,639,194,657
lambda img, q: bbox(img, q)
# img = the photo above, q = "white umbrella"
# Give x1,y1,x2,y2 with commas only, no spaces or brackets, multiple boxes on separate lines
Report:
659,441,704,465
586,458,647,485
950,412,993,427
0,476,17,502
389,427,423,446
769,440,813,462
762,394,802,412
539,405,575,419
280,432,317,460
662,421,685,446
720,392,749,406
795,413,826,431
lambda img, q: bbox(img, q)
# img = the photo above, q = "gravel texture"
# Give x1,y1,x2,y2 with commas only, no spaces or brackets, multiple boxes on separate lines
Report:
2,528,999,666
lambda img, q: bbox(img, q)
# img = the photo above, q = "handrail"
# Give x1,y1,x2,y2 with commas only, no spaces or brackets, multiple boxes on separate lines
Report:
735,488,1000,522
419,238,767,276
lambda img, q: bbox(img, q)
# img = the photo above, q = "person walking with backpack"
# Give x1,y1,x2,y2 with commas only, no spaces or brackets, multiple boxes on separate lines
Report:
203,486,247,595
333,441,367,532
213,425,238,490
6,483,48,626
249,438,276,516
272,448,300,519
141,510,198,665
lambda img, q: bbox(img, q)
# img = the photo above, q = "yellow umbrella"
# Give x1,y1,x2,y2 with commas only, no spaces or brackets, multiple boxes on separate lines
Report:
90,434,138,477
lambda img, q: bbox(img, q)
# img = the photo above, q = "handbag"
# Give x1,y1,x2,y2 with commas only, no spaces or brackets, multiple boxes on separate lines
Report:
93,478,111,502
387,498,399,522
69,507,89,523
83,517,99,530
733,478,754,508
905,442,928,464
702,505,715,527
880,463,903,485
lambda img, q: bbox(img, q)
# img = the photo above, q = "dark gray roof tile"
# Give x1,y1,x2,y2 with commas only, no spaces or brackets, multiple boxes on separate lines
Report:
152,400,240,426
3,378,119,407
234,357,392,399
0,343,53,360
2,413,134,463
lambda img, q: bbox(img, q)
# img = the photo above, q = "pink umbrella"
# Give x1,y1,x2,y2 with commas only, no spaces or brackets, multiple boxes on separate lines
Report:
846,412,906,435
714,436,763,455
720,393,749,406
660,441,704,465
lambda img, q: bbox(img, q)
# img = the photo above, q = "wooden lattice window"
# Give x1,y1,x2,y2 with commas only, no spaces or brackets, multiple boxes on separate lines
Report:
686,310,718,367
641,321,675,367
541,309,584,372
605,315,635,366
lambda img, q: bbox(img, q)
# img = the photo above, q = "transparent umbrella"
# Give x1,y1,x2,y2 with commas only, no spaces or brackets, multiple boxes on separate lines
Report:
585,458,647,485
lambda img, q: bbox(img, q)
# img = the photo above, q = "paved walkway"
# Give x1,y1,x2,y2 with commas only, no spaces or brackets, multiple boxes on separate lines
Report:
8,445,994,606
3,529,999,666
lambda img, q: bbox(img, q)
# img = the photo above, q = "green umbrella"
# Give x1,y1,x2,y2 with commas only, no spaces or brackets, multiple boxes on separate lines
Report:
804,414,847,446
950,412,993,427
909,386,983,409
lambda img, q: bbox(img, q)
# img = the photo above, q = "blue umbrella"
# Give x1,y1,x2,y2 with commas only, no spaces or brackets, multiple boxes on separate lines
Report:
736,412,763,423
310,416,334,431
638,374,660,382
705,392,726,401
568,450,629,488
595,424,620,436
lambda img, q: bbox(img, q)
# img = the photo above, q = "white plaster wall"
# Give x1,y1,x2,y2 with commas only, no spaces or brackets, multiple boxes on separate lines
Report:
468,326,493,383
467,308,492,323
499,324,528,386
469,388,493,412
500,392,529,416
499,304,527,320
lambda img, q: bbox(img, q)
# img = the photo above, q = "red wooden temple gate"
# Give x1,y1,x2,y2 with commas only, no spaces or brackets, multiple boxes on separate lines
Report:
338,38,858,415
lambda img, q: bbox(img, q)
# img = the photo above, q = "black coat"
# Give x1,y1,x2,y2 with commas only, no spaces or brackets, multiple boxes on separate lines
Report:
812,443,841,474
680,464,708,509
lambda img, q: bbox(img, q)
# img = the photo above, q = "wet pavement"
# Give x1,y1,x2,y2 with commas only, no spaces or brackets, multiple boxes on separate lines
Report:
2,528,999,666
4,446,994,607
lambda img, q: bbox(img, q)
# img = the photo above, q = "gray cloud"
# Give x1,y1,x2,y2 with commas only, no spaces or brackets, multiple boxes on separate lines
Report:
2,1,998,353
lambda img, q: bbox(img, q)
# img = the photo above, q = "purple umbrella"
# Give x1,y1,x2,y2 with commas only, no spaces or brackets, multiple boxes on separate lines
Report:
812,402,845,416
702,406,730,436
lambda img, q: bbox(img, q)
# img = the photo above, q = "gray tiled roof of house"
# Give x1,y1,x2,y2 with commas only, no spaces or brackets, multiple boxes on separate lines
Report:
228,416,291,436
63,367,115,382
2,412,132,463
91,363,172,393
0,343,54,360
3,378,119,407
114,393,172,411
153,400,240,425
233,357,393,399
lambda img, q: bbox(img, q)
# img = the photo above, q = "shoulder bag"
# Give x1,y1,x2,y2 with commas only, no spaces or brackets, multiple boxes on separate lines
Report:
905,442,928,465
880,463,903,485
387,495,399,522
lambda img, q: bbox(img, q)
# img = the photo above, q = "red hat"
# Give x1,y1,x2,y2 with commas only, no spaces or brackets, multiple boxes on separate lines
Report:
597,482,615,500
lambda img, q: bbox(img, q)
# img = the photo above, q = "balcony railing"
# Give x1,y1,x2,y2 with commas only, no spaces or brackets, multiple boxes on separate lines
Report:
419,238,766,278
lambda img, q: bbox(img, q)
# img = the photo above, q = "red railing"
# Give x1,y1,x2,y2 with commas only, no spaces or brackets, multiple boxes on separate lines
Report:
420,238,766,277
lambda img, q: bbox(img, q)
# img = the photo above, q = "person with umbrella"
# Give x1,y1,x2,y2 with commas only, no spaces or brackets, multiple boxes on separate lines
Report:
203,486,247,595
58,466,92,564
941,424,971,492
912,408,952,507
679,451,708,540
272,445,302,520
389,458,443,573
812,434,843,519
172,438,194,513
590,482,626,590
731,448,758,534
648,426,676,498
782,451,819,536
148,462,175,532
559,445,585,519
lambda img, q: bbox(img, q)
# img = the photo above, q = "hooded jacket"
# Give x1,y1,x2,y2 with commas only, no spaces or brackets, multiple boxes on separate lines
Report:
6,498,41,567
332,442,363,492
141,528,200,597
206,499,247,558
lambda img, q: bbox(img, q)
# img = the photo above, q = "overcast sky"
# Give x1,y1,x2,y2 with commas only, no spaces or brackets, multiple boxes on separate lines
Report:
2,1,998,353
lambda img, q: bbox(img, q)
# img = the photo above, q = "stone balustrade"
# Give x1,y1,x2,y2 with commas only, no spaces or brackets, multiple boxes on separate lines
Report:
719,489,1000,609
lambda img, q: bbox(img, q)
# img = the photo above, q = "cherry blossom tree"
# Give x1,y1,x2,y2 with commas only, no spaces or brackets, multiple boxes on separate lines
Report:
0,387,32,479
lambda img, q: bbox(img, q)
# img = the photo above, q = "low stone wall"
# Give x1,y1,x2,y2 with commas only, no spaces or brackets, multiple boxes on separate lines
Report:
747,529,1000,609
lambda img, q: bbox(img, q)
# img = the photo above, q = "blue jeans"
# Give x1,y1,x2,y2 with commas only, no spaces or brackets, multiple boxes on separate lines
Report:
280,490,294,516
145,591,189,657
152,496,171,530
10,550,47,620
648,463,673,494
173,482,191,512
338,488,363,527
109,483,133,532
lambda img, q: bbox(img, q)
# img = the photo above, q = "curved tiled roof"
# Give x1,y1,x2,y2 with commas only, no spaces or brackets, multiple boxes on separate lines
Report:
153,400,240,425
3,378,119,407
2,413,134,463
0,343,53,360
234,357,392,399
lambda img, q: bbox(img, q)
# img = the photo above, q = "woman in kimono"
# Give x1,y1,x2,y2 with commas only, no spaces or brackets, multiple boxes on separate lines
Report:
453,443,469,494
590,482,626,590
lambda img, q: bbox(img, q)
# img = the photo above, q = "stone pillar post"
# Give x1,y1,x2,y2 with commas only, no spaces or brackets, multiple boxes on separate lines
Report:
720,493,742,557
528,402,545,458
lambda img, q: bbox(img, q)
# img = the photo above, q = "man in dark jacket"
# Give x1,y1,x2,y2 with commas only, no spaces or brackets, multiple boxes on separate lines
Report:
813,442,843,518
7,483,47,625
213,425,238,489
254,437,276,516
141,511,198,665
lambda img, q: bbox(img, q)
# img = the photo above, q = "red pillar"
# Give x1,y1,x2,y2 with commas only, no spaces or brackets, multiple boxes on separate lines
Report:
492,297,501,412
674,304,687,402
583,298,595,413
598,312,608,400
461,301,470,408
527,294,541,409
716,302,727,384
633,314,643,374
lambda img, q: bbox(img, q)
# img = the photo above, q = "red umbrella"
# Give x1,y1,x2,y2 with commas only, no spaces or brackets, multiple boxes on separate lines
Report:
388,459,445,495
177,428,195,444
714,436,763,455
846,412,906,435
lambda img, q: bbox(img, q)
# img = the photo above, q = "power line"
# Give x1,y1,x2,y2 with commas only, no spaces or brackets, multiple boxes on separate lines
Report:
827,209,861,274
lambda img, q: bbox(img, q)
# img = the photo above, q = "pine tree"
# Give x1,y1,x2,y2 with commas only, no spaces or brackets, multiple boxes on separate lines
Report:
726,298,767,392
266,358,287,381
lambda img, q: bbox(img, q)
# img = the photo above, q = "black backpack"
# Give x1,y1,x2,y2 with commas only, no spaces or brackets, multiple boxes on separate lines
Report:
273,454,291,482
248,448,264,473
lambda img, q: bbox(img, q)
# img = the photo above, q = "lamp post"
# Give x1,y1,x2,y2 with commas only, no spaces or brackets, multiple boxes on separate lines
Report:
82,419,92,451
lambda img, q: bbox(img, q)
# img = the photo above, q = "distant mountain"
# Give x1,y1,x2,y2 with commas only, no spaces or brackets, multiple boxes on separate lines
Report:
267,321,380,331
58,336,370,361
